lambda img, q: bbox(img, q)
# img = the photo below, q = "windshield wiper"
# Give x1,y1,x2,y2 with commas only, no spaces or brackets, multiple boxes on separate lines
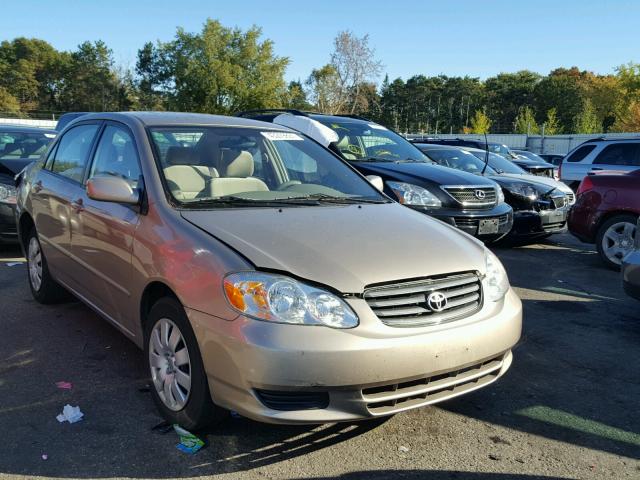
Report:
181,196,318,208
302,193,388,204
351,157,396,163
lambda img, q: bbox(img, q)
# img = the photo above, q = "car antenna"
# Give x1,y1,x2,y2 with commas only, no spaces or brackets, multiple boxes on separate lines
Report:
481,132,489,175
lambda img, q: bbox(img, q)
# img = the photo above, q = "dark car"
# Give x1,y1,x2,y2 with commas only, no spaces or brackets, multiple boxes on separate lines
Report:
55,112,90,132
622,217,640,300
237,110,514,241
568,170,640,269
415,144,571,240
0,126,56,244
416,139,555,179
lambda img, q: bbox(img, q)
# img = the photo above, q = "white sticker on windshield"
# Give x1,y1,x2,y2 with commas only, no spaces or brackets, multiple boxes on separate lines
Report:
262,131,303,141
368,123,388,130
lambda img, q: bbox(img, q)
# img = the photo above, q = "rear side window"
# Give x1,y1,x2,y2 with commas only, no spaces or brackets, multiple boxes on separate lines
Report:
565,145,596,162
593,143,640,166
51,124,99,182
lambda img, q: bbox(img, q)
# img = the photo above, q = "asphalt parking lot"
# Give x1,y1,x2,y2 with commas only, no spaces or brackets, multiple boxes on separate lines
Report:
0,234,638,480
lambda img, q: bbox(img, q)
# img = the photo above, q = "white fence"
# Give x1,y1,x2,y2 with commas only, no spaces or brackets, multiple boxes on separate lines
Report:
0,117,57,128
407,132,640,155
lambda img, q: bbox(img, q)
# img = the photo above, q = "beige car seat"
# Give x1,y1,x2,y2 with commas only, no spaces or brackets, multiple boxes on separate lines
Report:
209,150,269,197
163,146,219,200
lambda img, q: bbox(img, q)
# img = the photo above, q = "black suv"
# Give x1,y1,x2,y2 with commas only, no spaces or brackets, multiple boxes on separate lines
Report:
237,110,513,241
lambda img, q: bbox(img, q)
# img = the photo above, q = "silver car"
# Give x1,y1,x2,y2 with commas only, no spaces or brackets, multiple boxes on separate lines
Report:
16,112,522,429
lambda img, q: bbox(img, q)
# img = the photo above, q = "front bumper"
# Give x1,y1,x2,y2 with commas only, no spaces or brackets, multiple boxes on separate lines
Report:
412,203,514,240
510,208,568,237
0,202,18,244
188,288,522,424
622,251,640,301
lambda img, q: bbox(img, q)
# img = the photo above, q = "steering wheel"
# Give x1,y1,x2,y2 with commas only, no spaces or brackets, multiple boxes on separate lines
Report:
276,180,302,191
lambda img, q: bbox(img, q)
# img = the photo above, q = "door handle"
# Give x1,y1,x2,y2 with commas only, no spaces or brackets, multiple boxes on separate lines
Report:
32,181,43,193
590,167,603,171
71,199,84,212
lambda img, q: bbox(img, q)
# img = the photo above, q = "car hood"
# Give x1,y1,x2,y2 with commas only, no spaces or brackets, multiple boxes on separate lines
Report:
353,161,496,186
498,173,572,194
0,159,33,177
181,203,486,293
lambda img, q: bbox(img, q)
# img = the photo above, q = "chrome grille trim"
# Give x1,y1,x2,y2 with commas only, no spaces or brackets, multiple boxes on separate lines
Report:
364,272,483,327
442,185,497,207
362,355,505,415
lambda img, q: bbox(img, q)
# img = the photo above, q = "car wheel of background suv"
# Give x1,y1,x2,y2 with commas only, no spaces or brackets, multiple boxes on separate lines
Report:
596,214,638,270
144,297,228,430
26,228,70,304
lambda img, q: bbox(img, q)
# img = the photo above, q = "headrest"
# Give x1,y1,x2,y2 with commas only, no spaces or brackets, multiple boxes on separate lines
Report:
166,146,200,166
224,151,254,177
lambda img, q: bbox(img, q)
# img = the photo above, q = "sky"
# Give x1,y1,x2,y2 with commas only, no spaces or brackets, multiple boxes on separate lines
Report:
3,0,640,83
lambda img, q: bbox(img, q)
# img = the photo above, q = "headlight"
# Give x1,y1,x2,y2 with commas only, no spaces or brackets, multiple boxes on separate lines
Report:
484,250,509,301
387,181,442,207
0,183,17,204
223,272,358,328
497,186,505,204
504,183,537,200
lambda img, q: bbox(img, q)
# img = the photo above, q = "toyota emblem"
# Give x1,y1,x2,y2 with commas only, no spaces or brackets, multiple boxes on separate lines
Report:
475,189,486,200
427,291,448,312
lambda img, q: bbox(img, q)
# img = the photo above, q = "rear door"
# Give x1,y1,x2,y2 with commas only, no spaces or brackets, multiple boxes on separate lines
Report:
590,143,640,175
69,122,143,333
30,123,100,286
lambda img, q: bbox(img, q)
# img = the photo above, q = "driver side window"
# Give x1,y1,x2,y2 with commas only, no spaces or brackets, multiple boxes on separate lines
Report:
89,125,142,187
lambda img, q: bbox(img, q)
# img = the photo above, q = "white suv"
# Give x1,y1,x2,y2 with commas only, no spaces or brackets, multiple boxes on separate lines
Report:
560,139,640,190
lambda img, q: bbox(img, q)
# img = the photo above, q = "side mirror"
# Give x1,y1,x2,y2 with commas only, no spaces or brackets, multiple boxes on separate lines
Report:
366,175,384,192
86,175,139,204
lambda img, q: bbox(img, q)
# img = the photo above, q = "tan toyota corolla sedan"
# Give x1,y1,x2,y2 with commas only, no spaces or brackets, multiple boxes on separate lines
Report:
16,112,521,429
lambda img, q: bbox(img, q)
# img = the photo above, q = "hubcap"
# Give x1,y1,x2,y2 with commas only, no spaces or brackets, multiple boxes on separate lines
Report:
602,221,636,265
28,237,43,292
149,318,192,411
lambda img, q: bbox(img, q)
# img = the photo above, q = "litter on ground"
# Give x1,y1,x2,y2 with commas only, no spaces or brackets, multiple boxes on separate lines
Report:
55,381,73,389
56,404,84,423
6,262,24,267
174,425,204,454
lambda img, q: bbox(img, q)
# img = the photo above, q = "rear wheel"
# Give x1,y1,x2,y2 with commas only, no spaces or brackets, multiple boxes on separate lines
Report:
144,297,227,430
26,228,68,304
596,214,637,270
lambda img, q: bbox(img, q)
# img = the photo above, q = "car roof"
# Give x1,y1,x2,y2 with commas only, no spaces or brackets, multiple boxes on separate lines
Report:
73,111,291,130
0,125,57,135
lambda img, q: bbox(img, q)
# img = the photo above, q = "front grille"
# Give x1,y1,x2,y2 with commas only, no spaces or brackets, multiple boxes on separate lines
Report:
566,192,575,204
542,221,566,232
551,196,569,209
362,355,505,415
364,272,483,327
255,389,329,411
530,169,554,178
443,186,496,208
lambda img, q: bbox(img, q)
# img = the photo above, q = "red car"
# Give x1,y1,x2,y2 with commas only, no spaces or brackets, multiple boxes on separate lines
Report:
568,170,640,269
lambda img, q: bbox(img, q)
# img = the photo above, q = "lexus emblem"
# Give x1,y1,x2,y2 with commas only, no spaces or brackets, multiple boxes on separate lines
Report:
474,189,486,200
427,291,448,312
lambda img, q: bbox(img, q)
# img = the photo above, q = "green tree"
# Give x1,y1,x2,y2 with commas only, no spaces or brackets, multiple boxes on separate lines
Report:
469,109,492,134
136,19,289,114
513,106,539,134
543,108,561,135
282,81,312,110
306,64,342,113
574,99,601,134
0,86,21,113
484,71,540,132
533,67,586,133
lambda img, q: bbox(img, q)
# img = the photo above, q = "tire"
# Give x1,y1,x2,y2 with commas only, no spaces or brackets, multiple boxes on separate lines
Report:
595,214,638,270
26,228,68,304
144,297,227,430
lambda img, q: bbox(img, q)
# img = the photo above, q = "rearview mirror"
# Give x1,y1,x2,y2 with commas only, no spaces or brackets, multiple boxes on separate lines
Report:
86,175,139,204
366,175,384,192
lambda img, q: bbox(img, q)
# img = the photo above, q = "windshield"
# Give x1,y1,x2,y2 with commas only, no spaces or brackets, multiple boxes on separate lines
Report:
488,143,512,156
0,131,56,160
149,126,386,207
468,150,527,174
314,119,429,162
424,148,497,175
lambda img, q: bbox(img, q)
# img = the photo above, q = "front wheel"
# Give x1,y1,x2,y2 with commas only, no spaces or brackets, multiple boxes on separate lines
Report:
596,214,637,270
144,297,227,430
